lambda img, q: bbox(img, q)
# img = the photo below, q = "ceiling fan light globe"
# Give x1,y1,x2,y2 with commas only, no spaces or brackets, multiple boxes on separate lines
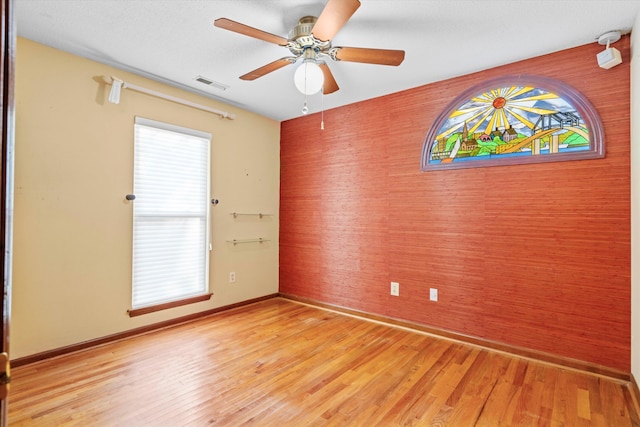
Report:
294,61,324,95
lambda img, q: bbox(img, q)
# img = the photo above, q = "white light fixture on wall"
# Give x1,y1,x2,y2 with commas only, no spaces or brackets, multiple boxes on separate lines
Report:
596,30,622,70
294,59,324,95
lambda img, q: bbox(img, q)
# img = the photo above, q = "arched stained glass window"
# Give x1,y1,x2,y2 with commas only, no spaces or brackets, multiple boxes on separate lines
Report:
421,75,604,171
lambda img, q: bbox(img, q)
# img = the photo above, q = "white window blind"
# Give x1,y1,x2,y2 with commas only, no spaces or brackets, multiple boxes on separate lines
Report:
132,117,211,309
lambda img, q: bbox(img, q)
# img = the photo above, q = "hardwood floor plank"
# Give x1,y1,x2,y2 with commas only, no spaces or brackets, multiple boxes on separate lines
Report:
7,298,639,426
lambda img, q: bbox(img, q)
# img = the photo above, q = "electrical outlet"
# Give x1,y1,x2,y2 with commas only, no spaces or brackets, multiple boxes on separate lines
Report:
229,272,236,283
430,288,438,302
390,282,399,296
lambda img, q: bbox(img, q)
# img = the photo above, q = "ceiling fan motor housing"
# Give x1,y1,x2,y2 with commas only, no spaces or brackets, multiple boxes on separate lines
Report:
288,16,330,57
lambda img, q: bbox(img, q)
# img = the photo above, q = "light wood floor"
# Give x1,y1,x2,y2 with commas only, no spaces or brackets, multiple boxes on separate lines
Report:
8,298,640,426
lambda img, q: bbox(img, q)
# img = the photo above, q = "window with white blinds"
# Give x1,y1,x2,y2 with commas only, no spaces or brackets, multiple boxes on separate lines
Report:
131,117,211,309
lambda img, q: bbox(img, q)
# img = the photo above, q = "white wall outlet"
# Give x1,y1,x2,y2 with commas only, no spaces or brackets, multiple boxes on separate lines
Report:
430,288,438,302
390,281,400,296
229,272,236,283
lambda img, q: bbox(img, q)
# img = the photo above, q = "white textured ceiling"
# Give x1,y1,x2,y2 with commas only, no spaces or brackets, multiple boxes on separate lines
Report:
15,0,640,121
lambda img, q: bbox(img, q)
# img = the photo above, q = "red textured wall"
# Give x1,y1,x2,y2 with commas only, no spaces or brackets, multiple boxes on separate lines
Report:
279,39,631,372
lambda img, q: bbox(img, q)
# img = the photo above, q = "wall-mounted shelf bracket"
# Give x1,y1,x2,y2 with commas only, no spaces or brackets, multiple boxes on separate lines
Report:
226,238,270,245
230,212,273,219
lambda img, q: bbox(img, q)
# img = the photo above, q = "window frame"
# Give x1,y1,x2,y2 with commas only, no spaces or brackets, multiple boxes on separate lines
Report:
420,75,605,171
128,117,212,316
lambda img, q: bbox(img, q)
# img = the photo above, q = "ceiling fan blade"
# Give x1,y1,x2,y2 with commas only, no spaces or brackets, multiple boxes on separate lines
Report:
214,18,289,46
239,58,295,81
311,0,361,42
333,47,405,66
319,63,339,94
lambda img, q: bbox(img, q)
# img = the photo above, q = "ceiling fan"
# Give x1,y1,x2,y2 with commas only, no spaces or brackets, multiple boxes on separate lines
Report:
214,0,405,95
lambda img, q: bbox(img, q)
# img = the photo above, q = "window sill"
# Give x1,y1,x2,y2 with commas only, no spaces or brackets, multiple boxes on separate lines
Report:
128,293,213,317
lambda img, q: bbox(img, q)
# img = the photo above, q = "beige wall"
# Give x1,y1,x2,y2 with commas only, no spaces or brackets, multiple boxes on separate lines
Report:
11,38,280,359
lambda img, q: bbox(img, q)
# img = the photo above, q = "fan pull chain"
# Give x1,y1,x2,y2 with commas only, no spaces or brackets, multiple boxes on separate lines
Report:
302,89,309,114
321,87,325,130
301,64,310,115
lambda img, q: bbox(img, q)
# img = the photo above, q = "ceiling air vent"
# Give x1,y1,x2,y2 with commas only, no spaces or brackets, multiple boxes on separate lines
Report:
194,76,229,91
